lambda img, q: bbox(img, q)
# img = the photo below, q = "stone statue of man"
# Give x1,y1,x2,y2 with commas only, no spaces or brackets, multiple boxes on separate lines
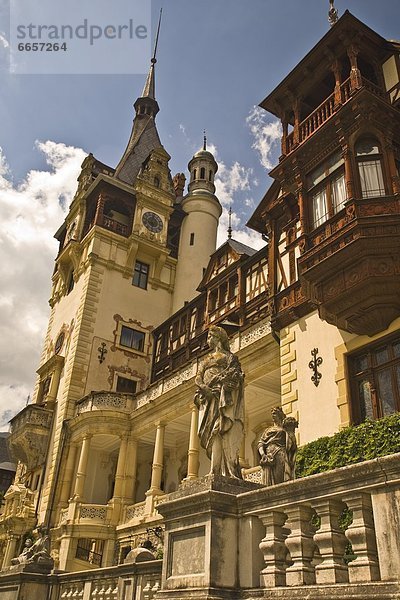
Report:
194,326,244,479
258,407,298,486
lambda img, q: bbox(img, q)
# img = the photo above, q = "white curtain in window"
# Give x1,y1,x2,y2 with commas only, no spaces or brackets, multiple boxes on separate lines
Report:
312,188,327,228
359,159,385,198
331,173,347,213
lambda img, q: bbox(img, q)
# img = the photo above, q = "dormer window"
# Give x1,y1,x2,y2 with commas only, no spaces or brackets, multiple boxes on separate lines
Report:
355,137,386,199
308,151,346,229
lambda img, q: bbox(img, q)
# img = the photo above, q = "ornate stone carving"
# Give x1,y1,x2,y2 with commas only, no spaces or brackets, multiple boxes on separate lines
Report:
195,326,244,478
79,505,107,520
258,407,298,486
10,527,54,569
8,405,53,470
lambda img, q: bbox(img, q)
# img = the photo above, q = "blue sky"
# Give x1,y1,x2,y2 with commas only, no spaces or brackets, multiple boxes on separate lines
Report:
0,0,399,427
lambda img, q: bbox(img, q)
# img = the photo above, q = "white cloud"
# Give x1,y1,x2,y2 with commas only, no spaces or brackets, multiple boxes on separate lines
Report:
0,141,86,430
0,31,9,49
246,105,281,170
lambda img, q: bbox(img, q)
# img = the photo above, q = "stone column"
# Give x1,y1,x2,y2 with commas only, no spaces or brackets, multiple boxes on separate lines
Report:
186,407,199,480
259,510,288,587
148,424,165,494
285,504,316,586
2,535,19,568
343,492,380,582
123,437,138,503
59,443,78,506
312,498,349,584
73,434,92,500
113,435,129,500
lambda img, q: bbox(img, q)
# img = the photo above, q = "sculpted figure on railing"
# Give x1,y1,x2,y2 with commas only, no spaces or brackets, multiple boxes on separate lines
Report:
195,325,244,478
11,526,54,569
258,406,298,486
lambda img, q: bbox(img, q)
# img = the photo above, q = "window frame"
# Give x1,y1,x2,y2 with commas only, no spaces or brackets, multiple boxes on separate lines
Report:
308,164,347,230
132,260,149,290
355,136,387,199
348,334,400,424
116,375,138,394
119,325,146,353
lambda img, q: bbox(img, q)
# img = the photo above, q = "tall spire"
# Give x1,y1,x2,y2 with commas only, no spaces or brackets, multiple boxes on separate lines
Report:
141,8,163,99
328,0,338,26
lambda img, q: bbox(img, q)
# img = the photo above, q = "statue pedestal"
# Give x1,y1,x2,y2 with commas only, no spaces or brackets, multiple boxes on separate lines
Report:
156,475,264,600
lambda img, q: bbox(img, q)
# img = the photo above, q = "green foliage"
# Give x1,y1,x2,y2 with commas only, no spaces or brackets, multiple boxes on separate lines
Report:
295,414,400,478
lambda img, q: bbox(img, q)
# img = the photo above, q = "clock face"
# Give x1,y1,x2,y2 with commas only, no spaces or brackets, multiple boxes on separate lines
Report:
142,211,163,233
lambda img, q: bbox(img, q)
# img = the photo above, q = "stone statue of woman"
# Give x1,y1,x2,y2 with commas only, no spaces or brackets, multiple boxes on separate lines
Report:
258,407,298,486
194,326,244,479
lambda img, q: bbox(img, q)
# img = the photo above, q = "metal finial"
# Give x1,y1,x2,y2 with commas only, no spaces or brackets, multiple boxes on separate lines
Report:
228,206,233,240
328,0,338,26
203,130,207,151
152,8,163,64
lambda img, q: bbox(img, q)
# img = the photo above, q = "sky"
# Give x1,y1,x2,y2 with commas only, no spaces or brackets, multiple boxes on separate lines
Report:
0,0,399,429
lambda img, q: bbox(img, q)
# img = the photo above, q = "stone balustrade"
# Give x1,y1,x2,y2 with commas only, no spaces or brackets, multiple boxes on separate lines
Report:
41,560,162,600
75,391,135,415
238,453,400,589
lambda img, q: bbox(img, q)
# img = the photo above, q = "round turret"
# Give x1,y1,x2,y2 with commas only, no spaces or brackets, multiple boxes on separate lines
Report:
172,140,222,312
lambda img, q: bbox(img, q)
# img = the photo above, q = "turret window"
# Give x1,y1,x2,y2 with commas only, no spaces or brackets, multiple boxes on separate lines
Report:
200,167,206,179
193,169,197,180
308,151,346,229
190,233,195,246
208,170,212,181
355,137,386,198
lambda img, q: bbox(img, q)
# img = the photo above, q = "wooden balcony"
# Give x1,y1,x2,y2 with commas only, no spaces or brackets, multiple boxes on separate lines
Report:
152,249,269,381
8,404,53,470
298,196,400,336
285,77,388,155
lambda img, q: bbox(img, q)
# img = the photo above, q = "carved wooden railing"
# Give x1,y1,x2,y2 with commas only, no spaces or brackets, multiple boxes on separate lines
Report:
102,215,129,236
151,248,269,381
285,76,388,154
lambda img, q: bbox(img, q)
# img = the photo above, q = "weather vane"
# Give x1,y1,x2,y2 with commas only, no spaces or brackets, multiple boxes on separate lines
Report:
328,0,339,26
228,206,233,240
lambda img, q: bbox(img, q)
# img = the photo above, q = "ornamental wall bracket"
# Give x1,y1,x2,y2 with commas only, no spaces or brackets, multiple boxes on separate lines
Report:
309,348,323,387
98,342,108,364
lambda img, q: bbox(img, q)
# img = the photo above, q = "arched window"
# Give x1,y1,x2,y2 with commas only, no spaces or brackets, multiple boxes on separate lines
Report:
200,167,206,179
355,137,385,199
208,170,212,181
193,169,197,181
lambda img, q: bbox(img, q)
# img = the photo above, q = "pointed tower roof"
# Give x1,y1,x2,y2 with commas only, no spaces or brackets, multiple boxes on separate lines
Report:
115,10,164,186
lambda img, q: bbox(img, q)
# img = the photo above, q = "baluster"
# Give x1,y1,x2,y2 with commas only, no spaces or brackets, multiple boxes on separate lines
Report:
342,493,380,582
312,499,349,584
259,510,289,587
284,504,316,586
143,580,152,600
